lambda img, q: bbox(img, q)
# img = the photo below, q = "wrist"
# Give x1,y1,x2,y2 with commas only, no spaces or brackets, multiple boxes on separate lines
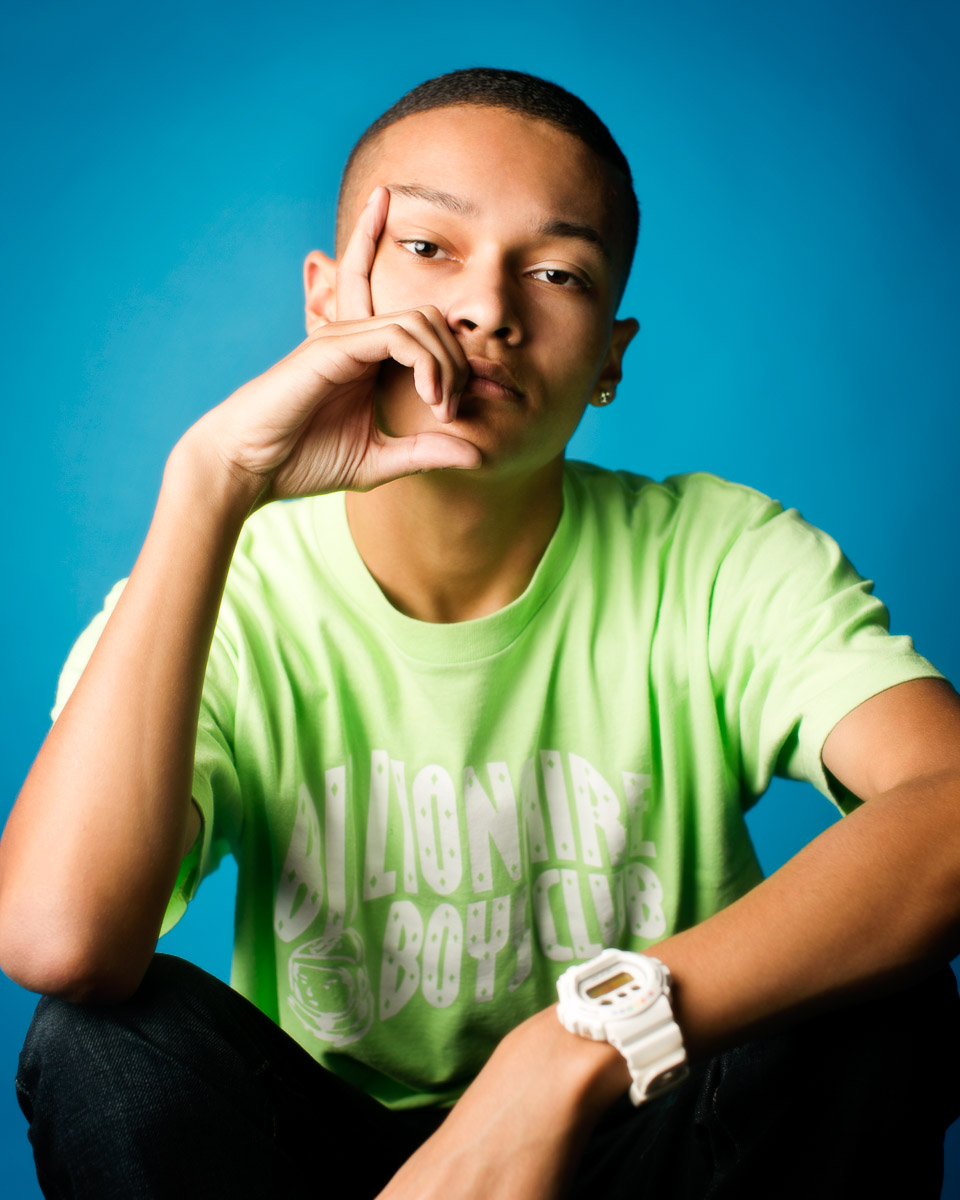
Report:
557,1011,634,1118
165,421,268,528
504,1005,632,1125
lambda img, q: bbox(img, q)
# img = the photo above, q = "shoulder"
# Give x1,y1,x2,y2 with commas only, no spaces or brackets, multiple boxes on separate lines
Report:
564,461,782,552
566,460,774,511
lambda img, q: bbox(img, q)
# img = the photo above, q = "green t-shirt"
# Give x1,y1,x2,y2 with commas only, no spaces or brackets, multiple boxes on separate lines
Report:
54,463,942,1109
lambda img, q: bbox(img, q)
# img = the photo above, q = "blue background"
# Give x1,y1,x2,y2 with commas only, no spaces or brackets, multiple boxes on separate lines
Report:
3,0,958,1194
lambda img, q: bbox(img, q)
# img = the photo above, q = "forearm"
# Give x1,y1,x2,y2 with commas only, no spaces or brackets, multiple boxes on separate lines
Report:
0,431,260,1000
651,773,960,1060
375,1005,630,1200
516,770,960,1126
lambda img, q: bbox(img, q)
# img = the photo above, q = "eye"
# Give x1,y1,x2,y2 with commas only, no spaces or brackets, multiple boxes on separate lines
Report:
528,267,590,292
397,239,450,260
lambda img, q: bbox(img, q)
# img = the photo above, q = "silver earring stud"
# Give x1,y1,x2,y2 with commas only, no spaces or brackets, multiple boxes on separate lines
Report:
596,389,614,406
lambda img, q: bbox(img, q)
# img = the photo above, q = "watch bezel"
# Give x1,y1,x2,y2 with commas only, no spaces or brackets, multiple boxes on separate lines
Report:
575,952,662,1019
557,950,671,1040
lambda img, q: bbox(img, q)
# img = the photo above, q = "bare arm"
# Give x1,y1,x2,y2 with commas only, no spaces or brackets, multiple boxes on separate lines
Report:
0,188,476,1002
376,677,960,1199
0,445,257,1001
643,676,960,1058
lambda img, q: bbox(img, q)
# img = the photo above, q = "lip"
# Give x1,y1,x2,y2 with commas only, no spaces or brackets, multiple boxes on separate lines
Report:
464,356,523,400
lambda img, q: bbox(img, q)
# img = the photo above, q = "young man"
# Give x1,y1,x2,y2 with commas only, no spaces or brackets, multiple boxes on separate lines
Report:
4,68,960,1198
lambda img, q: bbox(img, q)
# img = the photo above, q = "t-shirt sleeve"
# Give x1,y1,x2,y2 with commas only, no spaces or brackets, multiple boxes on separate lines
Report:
51,579,128,722
707,496,944,811
50,580,242,934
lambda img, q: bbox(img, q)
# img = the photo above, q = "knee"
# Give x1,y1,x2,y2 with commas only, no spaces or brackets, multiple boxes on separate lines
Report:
711,967,960,1144
15,955,272,1195
17,954,218,1108
19,989,119,1093
16,988,145,1159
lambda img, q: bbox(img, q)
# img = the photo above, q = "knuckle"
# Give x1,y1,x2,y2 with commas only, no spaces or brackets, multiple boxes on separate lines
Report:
406,309,431,332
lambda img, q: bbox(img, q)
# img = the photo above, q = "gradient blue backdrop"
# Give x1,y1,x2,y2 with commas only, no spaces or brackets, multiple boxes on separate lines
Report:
3,1,958,1195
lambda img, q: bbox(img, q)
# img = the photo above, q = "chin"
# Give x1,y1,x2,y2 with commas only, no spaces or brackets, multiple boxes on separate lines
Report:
376,373,549,474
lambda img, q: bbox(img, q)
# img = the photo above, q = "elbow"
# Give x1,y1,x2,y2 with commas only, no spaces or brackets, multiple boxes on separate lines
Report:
0,911,149,1004
0,945,147,1005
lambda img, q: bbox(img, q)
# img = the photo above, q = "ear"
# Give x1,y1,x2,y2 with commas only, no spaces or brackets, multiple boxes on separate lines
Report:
303,250,338,332
590,316,640,406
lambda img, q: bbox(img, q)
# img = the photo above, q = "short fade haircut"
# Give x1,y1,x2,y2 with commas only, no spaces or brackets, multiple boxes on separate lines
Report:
338,67,640,294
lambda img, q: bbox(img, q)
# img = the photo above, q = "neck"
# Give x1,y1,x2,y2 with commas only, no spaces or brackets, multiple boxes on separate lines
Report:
345,460,566,623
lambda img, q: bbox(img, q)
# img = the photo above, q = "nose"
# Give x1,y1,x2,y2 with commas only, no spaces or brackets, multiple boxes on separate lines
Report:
445,259,523,346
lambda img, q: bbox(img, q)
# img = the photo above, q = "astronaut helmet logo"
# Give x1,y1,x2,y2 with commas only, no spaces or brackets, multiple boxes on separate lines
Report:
288,928,374,1046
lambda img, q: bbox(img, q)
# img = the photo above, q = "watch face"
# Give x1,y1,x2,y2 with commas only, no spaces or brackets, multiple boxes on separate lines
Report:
577,956,660,1018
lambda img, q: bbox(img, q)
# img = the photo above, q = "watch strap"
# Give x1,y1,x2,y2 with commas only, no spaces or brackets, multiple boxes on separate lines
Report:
607,992,689,1103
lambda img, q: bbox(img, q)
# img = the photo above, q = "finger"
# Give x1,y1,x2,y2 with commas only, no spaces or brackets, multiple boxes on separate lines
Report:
336,186,389,322
360,430,483,488
385,310,464,420
304,319,458,413
379,323,447,412
414,306,470,421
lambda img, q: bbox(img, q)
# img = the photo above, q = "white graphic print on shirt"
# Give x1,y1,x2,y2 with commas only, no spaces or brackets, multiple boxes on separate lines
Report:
273,748,664,1045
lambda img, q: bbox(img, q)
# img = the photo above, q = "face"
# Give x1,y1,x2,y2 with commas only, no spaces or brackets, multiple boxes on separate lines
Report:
316,106,637,478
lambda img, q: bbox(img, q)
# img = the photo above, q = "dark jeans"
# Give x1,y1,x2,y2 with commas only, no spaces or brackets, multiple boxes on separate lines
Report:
15,954,960,1199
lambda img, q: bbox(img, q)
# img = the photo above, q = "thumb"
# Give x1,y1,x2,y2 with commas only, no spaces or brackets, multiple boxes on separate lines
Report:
360,432,483,488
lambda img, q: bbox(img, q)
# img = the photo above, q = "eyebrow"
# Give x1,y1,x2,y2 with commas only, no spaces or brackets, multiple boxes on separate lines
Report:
386,183,479,216
536,219,608,259
387,182,609,259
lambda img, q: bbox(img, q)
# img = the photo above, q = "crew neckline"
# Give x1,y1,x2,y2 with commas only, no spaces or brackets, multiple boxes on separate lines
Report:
312,467,581,664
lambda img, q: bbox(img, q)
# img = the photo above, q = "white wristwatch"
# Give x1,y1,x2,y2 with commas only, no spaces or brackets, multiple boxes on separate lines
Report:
556,949,688,1105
